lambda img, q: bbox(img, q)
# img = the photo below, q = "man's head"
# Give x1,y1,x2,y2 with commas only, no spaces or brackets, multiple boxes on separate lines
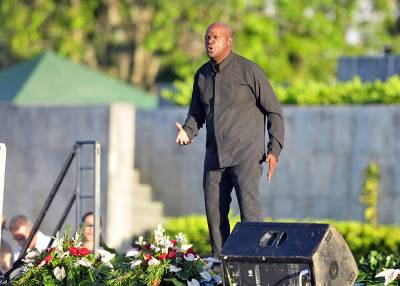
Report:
205,22,232,64
9,215,32,247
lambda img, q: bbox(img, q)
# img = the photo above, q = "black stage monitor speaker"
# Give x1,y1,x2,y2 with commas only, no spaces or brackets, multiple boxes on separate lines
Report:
220,222,358,286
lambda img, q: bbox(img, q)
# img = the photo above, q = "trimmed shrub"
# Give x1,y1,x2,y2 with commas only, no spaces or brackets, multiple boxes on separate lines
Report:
357,250,400,285
163,76,400,106
276,76,400,105
165,215,400,261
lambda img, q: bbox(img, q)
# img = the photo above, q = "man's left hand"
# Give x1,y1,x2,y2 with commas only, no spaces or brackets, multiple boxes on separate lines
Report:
266,154,277,182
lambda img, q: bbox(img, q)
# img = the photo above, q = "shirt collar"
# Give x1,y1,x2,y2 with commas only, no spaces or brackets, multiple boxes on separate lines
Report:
211,51,234,73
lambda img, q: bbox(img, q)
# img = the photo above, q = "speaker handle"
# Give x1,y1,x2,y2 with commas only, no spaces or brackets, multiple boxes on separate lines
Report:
274,231,287,247
259,231,287,247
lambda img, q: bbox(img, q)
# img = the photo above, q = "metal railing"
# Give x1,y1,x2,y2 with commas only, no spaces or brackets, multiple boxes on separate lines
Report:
1,141,100,283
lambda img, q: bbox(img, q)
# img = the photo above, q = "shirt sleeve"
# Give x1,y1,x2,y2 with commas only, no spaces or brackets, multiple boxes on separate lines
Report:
182,72,205,140
250,65,285,158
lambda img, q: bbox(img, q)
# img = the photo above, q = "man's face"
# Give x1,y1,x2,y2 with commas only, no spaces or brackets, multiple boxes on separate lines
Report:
11,225,30,247
205,25,231,63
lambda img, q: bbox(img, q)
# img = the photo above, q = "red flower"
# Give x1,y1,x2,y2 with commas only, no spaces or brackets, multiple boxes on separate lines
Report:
185,248,195,255
79,247,91,256
143,253,152,261
170,239,177,247
159,253,167,260
69,246,79,256
143,244,151,250
168,250,176,259
45,255,52,264
48,247,55,254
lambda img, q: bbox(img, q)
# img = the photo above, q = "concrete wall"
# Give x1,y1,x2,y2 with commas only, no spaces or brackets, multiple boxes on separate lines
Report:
1,103,399,251
0,104,138,250
135,106,400,224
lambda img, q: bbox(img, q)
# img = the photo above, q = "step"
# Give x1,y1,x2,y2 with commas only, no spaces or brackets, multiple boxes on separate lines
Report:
132,184,153,201
132,169,141,183
130,218,166,235
132,202,164,219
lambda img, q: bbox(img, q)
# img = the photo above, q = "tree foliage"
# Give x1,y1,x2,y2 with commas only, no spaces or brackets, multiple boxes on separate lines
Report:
0,0,400,97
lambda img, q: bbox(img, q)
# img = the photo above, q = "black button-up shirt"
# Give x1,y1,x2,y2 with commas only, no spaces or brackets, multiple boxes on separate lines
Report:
183,52,284,169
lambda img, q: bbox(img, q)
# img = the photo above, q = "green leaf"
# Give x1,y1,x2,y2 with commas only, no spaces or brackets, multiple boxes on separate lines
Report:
164,277,187,286
42,273,56,286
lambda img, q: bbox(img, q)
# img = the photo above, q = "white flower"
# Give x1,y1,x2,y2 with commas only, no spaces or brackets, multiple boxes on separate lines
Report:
150,244,161,252
135,236,144,245
376,269,400,286
204,257,220,264
169,265,182,272
76,257,92,267
202,257,220,271
23,250,41,264
187,278,200,286
52,231,63,248
25,249,41,259
184,253,195,262
166,239,174,248
130,259,142,269
52,231,65,254
55,244,64,254
200,271,212,281
126,248,141,258
154,224,165,242
53,266,66,281
72,232,82,247
59,251,69,259
148,258,160,266
180,244,193,252
96,249,115,268
176,233,186,243
162,235,171,247
156,236,172,249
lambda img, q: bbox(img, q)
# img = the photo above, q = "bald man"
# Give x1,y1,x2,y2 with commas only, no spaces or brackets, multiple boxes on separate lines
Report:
176,22,284,257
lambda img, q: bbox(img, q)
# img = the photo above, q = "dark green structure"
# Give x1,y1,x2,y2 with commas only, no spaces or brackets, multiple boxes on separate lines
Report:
0,52,157,108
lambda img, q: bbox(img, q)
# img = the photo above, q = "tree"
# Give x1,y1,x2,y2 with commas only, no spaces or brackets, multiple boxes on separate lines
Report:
1,0,399,99
163,0,400,105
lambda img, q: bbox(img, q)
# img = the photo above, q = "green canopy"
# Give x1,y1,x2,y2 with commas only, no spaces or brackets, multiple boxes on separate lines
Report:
0,52,157,109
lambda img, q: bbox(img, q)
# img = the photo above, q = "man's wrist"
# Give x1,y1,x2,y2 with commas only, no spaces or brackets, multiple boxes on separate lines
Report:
182,125,193,140
267,150,279,161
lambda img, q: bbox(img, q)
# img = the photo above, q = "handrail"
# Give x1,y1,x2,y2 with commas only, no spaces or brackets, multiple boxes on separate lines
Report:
48,192,77,248
17,144,79,260
1,141,100,283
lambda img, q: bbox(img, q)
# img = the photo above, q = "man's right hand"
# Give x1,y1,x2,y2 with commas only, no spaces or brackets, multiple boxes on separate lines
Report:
175,122,192,146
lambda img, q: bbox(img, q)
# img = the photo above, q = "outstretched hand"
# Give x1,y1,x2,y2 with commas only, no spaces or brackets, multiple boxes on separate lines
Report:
266,153,277,182
175,122,193,146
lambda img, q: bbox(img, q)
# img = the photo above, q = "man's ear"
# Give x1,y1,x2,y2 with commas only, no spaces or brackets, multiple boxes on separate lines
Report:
228,37,232,46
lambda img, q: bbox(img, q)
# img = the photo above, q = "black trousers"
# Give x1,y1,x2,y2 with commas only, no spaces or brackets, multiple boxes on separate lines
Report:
203,158,263,258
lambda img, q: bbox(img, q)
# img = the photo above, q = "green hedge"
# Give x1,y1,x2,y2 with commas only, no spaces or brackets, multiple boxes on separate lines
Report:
276,76,400,105
164,76,400,106
164,215,400,261
164,214,222,256
357,250,400,285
